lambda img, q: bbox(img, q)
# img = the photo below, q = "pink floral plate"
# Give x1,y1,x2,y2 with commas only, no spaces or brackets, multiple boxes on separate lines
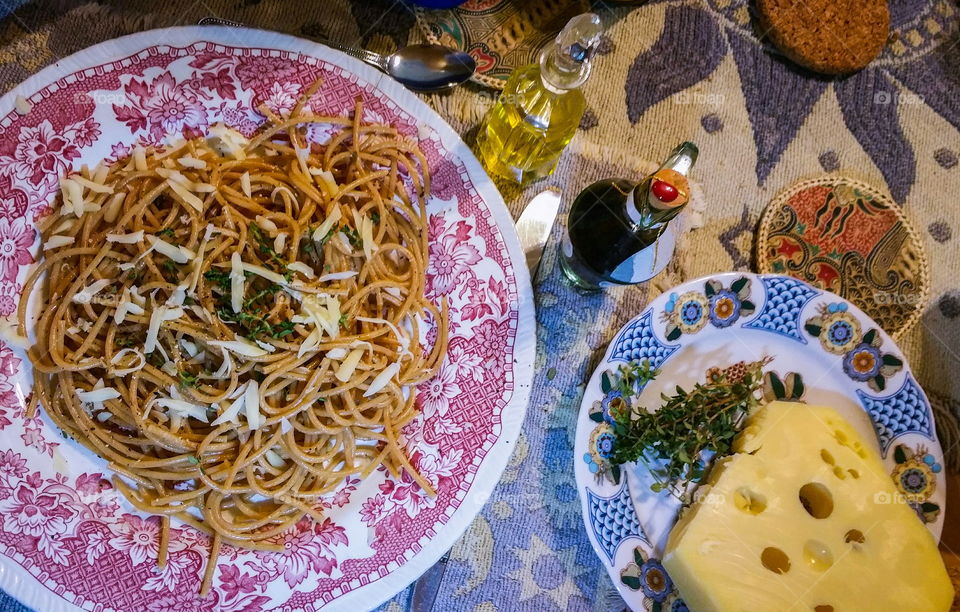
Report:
0,26,535,612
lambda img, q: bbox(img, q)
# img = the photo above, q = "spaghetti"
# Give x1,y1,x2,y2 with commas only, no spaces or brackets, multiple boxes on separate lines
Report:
17,93,447,594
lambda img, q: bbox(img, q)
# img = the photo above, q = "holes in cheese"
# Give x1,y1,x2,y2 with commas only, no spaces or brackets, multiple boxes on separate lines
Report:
733,487,767,515
760,547,790,574
844,529,865,545
803,539,834,572
848,468,860,479
798,482,833,519
662,402,953,612
832,466,847,480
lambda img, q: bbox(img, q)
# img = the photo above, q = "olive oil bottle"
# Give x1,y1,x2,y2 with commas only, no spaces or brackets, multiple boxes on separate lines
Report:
476,13,603,184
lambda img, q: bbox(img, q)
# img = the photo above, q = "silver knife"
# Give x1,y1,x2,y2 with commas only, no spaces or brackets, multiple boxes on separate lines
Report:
409,189,560,612
516,187,562,278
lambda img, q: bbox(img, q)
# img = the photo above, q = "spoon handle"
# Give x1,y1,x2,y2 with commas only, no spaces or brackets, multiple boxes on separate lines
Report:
316,39,389,73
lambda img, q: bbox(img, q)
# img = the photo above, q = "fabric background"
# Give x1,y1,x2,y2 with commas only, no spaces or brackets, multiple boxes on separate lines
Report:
0,0,958,610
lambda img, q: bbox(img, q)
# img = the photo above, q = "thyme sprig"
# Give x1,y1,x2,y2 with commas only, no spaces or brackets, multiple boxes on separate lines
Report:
609,358,768,498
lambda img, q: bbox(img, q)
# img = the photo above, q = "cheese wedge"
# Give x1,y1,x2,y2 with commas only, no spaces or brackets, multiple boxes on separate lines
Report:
663,401,953,612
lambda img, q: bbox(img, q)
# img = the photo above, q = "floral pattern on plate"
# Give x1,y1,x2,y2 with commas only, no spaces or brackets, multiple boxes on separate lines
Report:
805,303,904,391
660,276,755,341
0,28,534,612
575,273,944,612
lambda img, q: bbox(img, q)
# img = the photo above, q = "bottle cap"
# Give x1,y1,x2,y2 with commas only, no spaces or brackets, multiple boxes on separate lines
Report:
541,13,604,91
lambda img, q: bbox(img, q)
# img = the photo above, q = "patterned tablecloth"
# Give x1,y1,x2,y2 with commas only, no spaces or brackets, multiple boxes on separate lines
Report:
0,1,959,611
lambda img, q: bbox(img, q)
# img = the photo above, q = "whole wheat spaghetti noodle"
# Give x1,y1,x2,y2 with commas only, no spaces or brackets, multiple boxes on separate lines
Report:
17,94,447,595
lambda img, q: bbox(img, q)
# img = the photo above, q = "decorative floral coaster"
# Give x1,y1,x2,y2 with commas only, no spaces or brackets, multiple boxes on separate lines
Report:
756,177,929,339
415,0,590,89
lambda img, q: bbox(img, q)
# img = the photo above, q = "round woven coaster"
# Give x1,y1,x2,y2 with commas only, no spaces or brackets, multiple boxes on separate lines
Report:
757,0,889,74
415,0,590,90
756,176,929,339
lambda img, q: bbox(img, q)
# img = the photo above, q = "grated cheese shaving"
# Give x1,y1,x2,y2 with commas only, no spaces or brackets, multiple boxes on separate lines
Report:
332,232,353,255
356,315,411,357
352,210,377,260
209,123,249,160
230,252,244,313
76,385,120,403
209,337,269,358
264,449,285,468
287,262,315,279
167,178,205,212
244,379,261,430
106,231,144,244
72,279,112,304
255,215,277,233
148,236,192,264
317,270,358,282
312,206,342,242
274,233,287,253
335,348,365,382
44,235,75,250
363,362,401,397
178,156,207,169
166,284,188,308
241,172,252,198
60,178,85,217
212,391,245,426
155,397,209,423
254,339,276,353
310,168,339,198
71,175,113,194
104,192,126,223
242,262,287,286
133,146,147,172
210,347,233,379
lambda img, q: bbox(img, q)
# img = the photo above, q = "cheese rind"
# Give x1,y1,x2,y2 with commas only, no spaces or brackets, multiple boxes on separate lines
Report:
663,401,953,612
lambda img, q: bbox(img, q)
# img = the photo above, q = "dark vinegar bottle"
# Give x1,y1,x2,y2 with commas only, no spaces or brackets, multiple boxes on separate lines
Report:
560,142,698,290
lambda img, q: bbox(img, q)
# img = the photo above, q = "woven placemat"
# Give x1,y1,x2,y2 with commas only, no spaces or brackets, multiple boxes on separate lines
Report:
756,176,930,340
415,0,590,89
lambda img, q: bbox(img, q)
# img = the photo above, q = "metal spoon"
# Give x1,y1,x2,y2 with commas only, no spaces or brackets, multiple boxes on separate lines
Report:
197,17,476,93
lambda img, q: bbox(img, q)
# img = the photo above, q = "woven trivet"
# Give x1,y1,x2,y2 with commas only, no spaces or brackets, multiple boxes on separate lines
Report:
415,0,590,89
757,0,889,74
756,176,929,340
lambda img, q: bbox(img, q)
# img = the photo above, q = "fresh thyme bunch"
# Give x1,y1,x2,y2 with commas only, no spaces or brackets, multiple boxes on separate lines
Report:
610,359,768,496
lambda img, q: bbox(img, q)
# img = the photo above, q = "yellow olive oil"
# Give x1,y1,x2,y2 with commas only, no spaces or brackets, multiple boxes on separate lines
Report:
475,13,602,184
477,65,586,183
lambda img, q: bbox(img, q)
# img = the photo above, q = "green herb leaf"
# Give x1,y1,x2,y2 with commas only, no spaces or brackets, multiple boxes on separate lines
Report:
178,370,199,388
204,269,231,290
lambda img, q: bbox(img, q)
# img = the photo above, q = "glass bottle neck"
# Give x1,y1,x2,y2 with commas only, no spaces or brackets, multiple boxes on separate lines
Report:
628,180,685,228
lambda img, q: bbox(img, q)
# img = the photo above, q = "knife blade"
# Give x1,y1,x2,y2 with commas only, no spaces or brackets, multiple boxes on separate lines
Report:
410,552,449,612
516,187,562,278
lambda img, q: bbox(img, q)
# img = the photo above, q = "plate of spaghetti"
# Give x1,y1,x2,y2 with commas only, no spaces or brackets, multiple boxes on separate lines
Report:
0,27,534,612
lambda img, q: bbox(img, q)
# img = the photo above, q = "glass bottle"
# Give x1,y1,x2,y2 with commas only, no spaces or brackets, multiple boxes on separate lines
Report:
475,13,603,184
560,142,699,290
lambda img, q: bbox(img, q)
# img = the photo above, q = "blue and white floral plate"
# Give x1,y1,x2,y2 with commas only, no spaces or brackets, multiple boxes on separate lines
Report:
574,273,945,612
